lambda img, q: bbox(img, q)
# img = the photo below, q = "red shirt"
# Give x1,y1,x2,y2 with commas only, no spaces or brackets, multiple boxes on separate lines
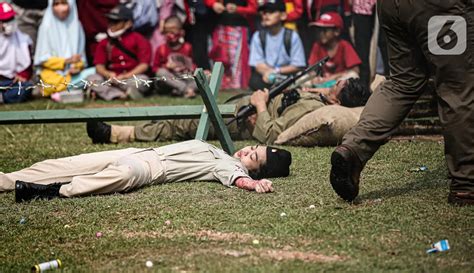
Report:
94,32,152,74
284,0,304,22
308,39,361,75
77,0,119,39
152,42,194,73
306,0,350,20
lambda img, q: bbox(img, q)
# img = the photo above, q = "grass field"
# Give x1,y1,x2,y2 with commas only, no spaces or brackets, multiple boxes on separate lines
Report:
0,94,473,272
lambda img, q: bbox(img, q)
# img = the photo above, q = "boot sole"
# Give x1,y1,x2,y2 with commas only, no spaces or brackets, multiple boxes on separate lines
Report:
330,150,358,202
448,195,474,206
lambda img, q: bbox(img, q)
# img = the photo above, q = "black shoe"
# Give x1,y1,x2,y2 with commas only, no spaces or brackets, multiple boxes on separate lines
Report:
87,121,111,144
15,181,64,203
330,146,364,202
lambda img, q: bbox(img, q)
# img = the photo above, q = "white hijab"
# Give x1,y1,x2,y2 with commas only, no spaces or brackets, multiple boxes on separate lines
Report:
34,0,86,66
0,30,32,79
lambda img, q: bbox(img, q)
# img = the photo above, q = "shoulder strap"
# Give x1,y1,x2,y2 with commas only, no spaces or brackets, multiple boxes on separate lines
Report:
108,37,139,61
259,30,266,58
283,28,292,56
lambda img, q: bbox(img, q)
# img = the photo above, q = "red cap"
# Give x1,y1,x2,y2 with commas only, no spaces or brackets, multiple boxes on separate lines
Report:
0,2,15,21
309,12,343,30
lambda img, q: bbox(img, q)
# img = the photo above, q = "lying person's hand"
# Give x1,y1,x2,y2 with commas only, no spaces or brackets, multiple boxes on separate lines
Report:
234,177,274,193
250,89,269,113
255,179,273,193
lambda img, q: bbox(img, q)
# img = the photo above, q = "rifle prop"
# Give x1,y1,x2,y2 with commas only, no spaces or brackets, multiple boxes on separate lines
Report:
227,56,329,125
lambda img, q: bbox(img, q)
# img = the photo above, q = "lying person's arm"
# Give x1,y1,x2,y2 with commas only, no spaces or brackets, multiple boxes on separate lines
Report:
234,176,274,193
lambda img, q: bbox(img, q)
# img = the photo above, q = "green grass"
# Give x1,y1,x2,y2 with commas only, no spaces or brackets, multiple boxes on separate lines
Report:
0,95,473,272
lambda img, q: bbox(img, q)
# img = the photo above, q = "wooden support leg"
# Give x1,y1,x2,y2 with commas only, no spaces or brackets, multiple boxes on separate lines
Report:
194,62,224,140
194,64,235,155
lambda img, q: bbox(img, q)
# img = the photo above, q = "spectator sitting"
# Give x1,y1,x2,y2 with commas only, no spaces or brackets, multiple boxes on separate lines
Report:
308,12,361,88
153,16,197,98
34,0,95,99
248,0,306,91
0,2,33,104
86,4,151,101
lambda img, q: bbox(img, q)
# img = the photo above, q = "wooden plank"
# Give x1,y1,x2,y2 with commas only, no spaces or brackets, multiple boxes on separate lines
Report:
195,62,225,140
194,69,235,155
0,105,236,125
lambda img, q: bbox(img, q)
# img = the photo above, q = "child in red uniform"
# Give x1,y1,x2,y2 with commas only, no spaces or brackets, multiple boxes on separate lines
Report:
308,12,360,86
86,4,151,100
153,16,197,98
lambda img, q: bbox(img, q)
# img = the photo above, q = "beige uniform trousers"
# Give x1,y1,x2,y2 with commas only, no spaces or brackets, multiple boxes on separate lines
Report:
0,148,166,197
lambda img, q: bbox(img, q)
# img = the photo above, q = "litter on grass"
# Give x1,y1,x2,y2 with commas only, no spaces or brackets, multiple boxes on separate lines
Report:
426,240,450,253
409,166,428,172
32,259,62,272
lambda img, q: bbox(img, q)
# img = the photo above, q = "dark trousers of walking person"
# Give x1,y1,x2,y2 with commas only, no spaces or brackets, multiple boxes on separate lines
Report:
339,0,474,201
353,9,390,88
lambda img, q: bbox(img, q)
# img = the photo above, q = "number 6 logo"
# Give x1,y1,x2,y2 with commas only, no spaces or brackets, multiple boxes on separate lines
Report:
428,16,467,55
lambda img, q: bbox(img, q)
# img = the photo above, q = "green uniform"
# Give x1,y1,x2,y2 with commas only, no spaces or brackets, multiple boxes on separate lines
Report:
343,0,474,192
133,91,325,144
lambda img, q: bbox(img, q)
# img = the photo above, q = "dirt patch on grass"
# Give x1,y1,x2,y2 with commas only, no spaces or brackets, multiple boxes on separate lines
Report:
195,230,254,242
260,249,345,262
218,248,345,263
121,229,256,243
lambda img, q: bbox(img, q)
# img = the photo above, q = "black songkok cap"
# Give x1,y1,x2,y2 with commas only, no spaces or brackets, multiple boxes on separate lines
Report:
261,146,292,178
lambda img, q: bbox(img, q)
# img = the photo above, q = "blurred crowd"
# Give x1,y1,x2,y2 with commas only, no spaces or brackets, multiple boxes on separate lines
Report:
0,0,388,104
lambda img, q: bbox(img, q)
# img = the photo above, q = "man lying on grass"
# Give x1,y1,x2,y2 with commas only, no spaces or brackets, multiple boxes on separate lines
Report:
0,140,291,202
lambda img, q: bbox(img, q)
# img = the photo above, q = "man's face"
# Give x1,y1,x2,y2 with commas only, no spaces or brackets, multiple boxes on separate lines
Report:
163,21,184,44
260,10,286,27
0,18,16,36
233,145,267,172
318,27,339,45
326,79,347,105
108,19,132,32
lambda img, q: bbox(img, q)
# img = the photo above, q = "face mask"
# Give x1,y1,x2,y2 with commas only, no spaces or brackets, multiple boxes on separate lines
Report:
2,20,17,36
107,27,127,38
165,33,184,45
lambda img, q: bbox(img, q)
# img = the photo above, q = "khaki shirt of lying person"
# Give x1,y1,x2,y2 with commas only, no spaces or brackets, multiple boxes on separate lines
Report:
154,140,250,186
252,91,325,144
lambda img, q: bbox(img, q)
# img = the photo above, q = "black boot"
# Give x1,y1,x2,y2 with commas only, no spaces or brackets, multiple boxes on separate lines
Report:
87,121,111,144
330,145,364,202
15,181,64,203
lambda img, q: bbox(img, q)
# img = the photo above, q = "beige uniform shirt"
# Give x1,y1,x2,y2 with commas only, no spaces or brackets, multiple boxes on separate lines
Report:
154,140,250,186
